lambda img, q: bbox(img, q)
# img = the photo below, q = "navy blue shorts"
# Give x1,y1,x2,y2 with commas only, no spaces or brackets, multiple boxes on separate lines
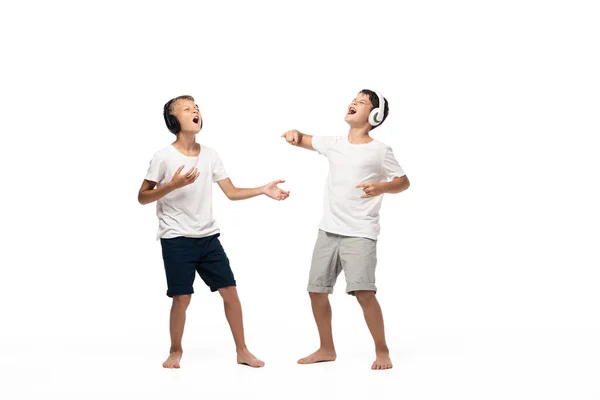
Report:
160,234,236,297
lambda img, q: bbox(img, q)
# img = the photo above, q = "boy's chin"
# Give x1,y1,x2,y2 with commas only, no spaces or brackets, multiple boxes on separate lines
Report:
179,128,201,135
345,114,364,121
345,117,366,126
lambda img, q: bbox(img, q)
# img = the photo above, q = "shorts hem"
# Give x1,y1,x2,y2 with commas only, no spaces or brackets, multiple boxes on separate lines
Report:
307,285,334,294
346,283,377,296
210,281,237,292
167,288,194,298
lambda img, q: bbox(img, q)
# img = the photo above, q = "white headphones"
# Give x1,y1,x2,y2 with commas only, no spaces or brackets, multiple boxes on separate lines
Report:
368,90,386,126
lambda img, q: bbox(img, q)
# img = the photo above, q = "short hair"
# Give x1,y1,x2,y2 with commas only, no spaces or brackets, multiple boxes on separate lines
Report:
166,95,195,114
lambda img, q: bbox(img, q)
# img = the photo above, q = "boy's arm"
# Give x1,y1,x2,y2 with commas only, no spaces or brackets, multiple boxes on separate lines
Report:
380,175,410,194
217,178,290,201
138,166,199,205
356,176,410,198
281,129,314,151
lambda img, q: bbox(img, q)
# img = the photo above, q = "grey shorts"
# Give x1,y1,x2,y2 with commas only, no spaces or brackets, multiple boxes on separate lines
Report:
307,230,377,295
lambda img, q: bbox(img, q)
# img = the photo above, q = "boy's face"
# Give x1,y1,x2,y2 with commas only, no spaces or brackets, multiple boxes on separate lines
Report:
173,99,202,134
344,92,373,126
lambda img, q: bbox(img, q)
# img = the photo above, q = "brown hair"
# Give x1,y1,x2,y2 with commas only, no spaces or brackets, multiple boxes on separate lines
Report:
167,95,195,114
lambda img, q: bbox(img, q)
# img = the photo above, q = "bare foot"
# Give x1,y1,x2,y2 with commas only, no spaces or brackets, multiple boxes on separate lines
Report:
237,348,265,368
297,348,337,364
371,352,393,370
163,350,183,369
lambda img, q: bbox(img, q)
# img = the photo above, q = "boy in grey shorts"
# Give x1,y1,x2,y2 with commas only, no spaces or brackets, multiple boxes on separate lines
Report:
282,89,410,370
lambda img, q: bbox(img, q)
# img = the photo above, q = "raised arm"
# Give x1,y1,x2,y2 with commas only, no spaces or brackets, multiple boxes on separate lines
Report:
281,129,314,151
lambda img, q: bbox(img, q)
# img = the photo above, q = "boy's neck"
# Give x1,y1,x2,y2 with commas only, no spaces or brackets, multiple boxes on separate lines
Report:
173,132,199,153
347,126,373,144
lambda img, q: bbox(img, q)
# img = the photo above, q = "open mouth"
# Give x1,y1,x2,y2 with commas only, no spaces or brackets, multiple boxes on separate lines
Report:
193,116,199,124
347,107,357,115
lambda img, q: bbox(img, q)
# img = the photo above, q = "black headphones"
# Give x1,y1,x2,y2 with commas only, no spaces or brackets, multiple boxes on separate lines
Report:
163,99,203,134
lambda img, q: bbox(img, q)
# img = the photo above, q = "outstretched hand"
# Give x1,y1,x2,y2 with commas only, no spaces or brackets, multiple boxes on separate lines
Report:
262,180,290,201
356,182,384,198
281,130,303,146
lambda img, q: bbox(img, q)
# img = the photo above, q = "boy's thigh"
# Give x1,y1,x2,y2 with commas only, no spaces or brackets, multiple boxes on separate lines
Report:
196,234,236,292
161,236,200,297
307,230,343,294
339,236,377,295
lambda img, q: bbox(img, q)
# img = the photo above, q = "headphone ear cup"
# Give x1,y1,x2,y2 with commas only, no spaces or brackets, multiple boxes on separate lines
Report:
200,117,203,130
369,108,382,126
168,114,181,134
163,100,181,134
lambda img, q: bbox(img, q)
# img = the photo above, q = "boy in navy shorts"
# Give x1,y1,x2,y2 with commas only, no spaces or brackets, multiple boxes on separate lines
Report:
139,95,289,368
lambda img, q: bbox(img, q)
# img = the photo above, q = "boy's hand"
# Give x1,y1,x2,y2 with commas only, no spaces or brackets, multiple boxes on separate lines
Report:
170,165,200,189
356,182,384,198
262,180,290,201
281,130,303,146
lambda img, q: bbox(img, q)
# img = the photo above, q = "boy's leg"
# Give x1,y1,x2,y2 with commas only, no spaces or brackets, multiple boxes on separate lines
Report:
218,286,264,368
341,236,393,370
299,230,341,364
297,292,337,364
196,234,264,368
355,291,392,370
164,294,191,368
160,237,198,369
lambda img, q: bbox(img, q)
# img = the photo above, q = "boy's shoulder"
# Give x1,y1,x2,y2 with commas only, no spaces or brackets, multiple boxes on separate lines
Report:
151,145,175,160
371,139,393,150
199,144,218,155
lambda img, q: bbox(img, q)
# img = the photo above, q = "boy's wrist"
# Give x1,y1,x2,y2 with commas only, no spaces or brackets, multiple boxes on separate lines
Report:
165,181,178,191
377,182,389,194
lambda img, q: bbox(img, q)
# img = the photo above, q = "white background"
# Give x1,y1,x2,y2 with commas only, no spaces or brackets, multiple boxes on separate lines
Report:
1,0,599,399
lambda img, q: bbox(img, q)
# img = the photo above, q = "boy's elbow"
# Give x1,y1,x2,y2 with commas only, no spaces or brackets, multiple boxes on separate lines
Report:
224,187,240,201
394,176,410,193
138,193,149,205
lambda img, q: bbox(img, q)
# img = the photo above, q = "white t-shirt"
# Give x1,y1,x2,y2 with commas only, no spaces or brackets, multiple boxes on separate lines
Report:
145,144,229,239
311,136,405,240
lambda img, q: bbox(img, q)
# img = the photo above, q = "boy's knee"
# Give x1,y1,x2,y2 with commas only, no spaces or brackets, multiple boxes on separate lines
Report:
355,290,376,307
218,286,238,303
309,292,329,302
172,294,192,308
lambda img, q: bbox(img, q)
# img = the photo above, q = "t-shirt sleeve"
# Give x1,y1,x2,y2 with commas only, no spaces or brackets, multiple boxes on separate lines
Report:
212,151,229,182
145,153,165,183
311,135,336,156
383,146,406,179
